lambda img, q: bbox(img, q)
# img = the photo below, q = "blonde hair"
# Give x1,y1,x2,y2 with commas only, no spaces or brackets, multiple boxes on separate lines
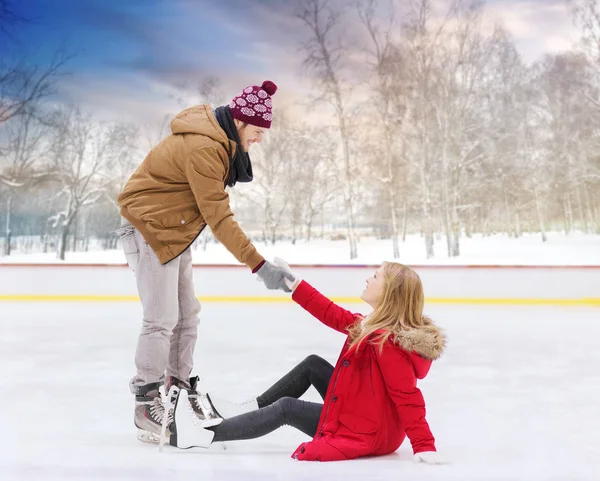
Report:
347,262,437,353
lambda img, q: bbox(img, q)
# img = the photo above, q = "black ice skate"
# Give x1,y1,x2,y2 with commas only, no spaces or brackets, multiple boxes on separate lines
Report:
134,382,172,444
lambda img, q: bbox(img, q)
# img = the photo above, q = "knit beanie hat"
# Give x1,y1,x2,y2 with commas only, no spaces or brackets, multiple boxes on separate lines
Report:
229,80,277,129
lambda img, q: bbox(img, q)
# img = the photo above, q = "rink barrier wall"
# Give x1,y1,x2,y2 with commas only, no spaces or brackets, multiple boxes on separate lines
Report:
1,295,599,306
3,262,600,267
1,263,599,306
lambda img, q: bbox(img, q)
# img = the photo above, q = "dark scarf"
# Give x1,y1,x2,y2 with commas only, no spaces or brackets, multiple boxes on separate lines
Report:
214,106,253,187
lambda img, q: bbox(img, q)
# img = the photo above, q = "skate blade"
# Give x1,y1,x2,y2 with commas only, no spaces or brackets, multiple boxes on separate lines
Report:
137,429,161,444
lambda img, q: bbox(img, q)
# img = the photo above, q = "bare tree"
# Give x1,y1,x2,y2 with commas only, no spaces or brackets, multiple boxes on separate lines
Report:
296,0,358,258
48,107,135,260
235,113,294,244
0,0,65,254
535,53,600,235
569,0,600,232
479,26,530,239
0,0,22,37
101,123,139,216
358,0,411,258
171,75,226,110
286,129,310,244
292,127,341,242
198,75,225,107
0,50,70,126
570,0,600,62
400,0,455,258
0,110,50,254
433,1,493,256
140,114,170,152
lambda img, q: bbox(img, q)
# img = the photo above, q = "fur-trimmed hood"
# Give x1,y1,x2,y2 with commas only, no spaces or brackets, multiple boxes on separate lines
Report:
360,313,446,362
393,325,446,362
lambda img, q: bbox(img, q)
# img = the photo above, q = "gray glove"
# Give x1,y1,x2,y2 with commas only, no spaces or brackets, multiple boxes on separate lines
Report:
256,260,295,292
273,257,300,291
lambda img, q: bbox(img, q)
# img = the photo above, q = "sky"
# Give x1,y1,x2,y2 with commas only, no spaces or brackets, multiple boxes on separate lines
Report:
4,0,582,126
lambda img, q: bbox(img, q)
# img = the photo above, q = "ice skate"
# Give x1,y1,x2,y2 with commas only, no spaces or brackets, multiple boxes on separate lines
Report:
170,388,220,449
167,376,222,428
134,382,173,444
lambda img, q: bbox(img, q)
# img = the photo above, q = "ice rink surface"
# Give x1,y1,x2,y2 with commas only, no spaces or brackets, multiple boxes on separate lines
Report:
2,300,599,481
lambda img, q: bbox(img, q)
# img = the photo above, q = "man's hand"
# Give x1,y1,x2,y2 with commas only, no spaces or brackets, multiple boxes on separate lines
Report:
256,260,295,292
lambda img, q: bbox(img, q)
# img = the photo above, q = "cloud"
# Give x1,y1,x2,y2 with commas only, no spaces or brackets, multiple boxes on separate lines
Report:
483,0,579,62
73,2,161,48
79,0,303,102
53,71,179,125
188,0,299,22
31,0,585,129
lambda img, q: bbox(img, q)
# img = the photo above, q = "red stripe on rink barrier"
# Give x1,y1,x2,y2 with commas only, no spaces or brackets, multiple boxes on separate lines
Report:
1,263,600,269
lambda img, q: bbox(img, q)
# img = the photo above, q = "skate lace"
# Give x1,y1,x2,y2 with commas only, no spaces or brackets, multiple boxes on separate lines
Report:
185,398,211,428
191,393,220,421
148,397,173,425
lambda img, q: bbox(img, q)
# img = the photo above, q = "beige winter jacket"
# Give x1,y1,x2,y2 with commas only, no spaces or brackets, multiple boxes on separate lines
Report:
117,105,264,269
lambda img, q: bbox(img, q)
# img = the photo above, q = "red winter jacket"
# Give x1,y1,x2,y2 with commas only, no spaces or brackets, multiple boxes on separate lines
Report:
290,281,446,462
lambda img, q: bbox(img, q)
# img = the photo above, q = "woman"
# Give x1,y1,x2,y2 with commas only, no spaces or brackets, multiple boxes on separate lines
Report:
168,260,447,463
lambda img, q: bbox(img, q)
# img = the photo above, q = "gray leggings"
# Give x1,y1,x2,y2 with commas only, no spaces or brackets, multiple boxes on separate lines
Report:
208,355,334,441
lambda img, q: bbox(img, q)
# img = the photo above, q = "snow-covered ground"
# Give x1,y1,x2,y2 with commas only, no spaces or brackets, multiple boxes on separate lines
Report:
3,300,599,481
2,232,600,265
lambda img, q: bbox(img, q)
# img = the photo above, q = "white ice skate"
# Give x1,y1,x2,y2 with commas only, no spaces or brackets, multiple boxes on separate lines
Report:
170,388,222,449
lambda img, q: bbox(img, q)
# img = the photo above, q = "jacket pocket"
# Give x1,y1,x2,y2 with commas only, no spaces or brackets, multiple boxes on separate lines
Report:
117,226,139,272
158,209,201,228
338,412,379,435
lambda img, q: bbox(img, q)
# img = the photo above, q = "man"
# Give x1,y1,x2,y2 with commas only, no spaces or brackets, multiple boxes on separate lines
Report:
117,80,292,443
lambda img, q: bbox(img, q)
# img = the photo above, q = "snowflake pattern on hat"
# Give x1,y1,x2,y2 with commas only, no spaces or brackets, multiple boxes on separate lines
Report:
228,80,278,129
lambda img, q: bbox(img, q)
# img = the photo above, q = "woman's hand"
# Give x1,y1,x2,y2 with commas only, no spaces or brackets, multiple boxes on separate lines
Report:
413,451,449,465
273,257,301,291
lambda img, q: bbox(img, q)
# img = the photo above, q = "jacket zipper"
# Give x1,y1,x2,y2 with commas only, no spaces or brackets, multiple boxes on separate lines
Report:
164,223,207,264
319,359,344,435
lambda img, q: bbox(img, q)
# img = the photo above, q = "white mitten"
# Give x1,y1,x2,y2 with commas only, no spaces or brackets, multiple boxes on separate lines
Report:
273,257,301,291
413,451,449,465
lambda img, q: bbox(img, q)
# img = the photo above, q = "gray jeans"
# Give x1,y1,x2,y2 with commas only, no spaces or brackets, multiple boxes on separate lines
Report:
119,221,201,395
209,355,334,441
